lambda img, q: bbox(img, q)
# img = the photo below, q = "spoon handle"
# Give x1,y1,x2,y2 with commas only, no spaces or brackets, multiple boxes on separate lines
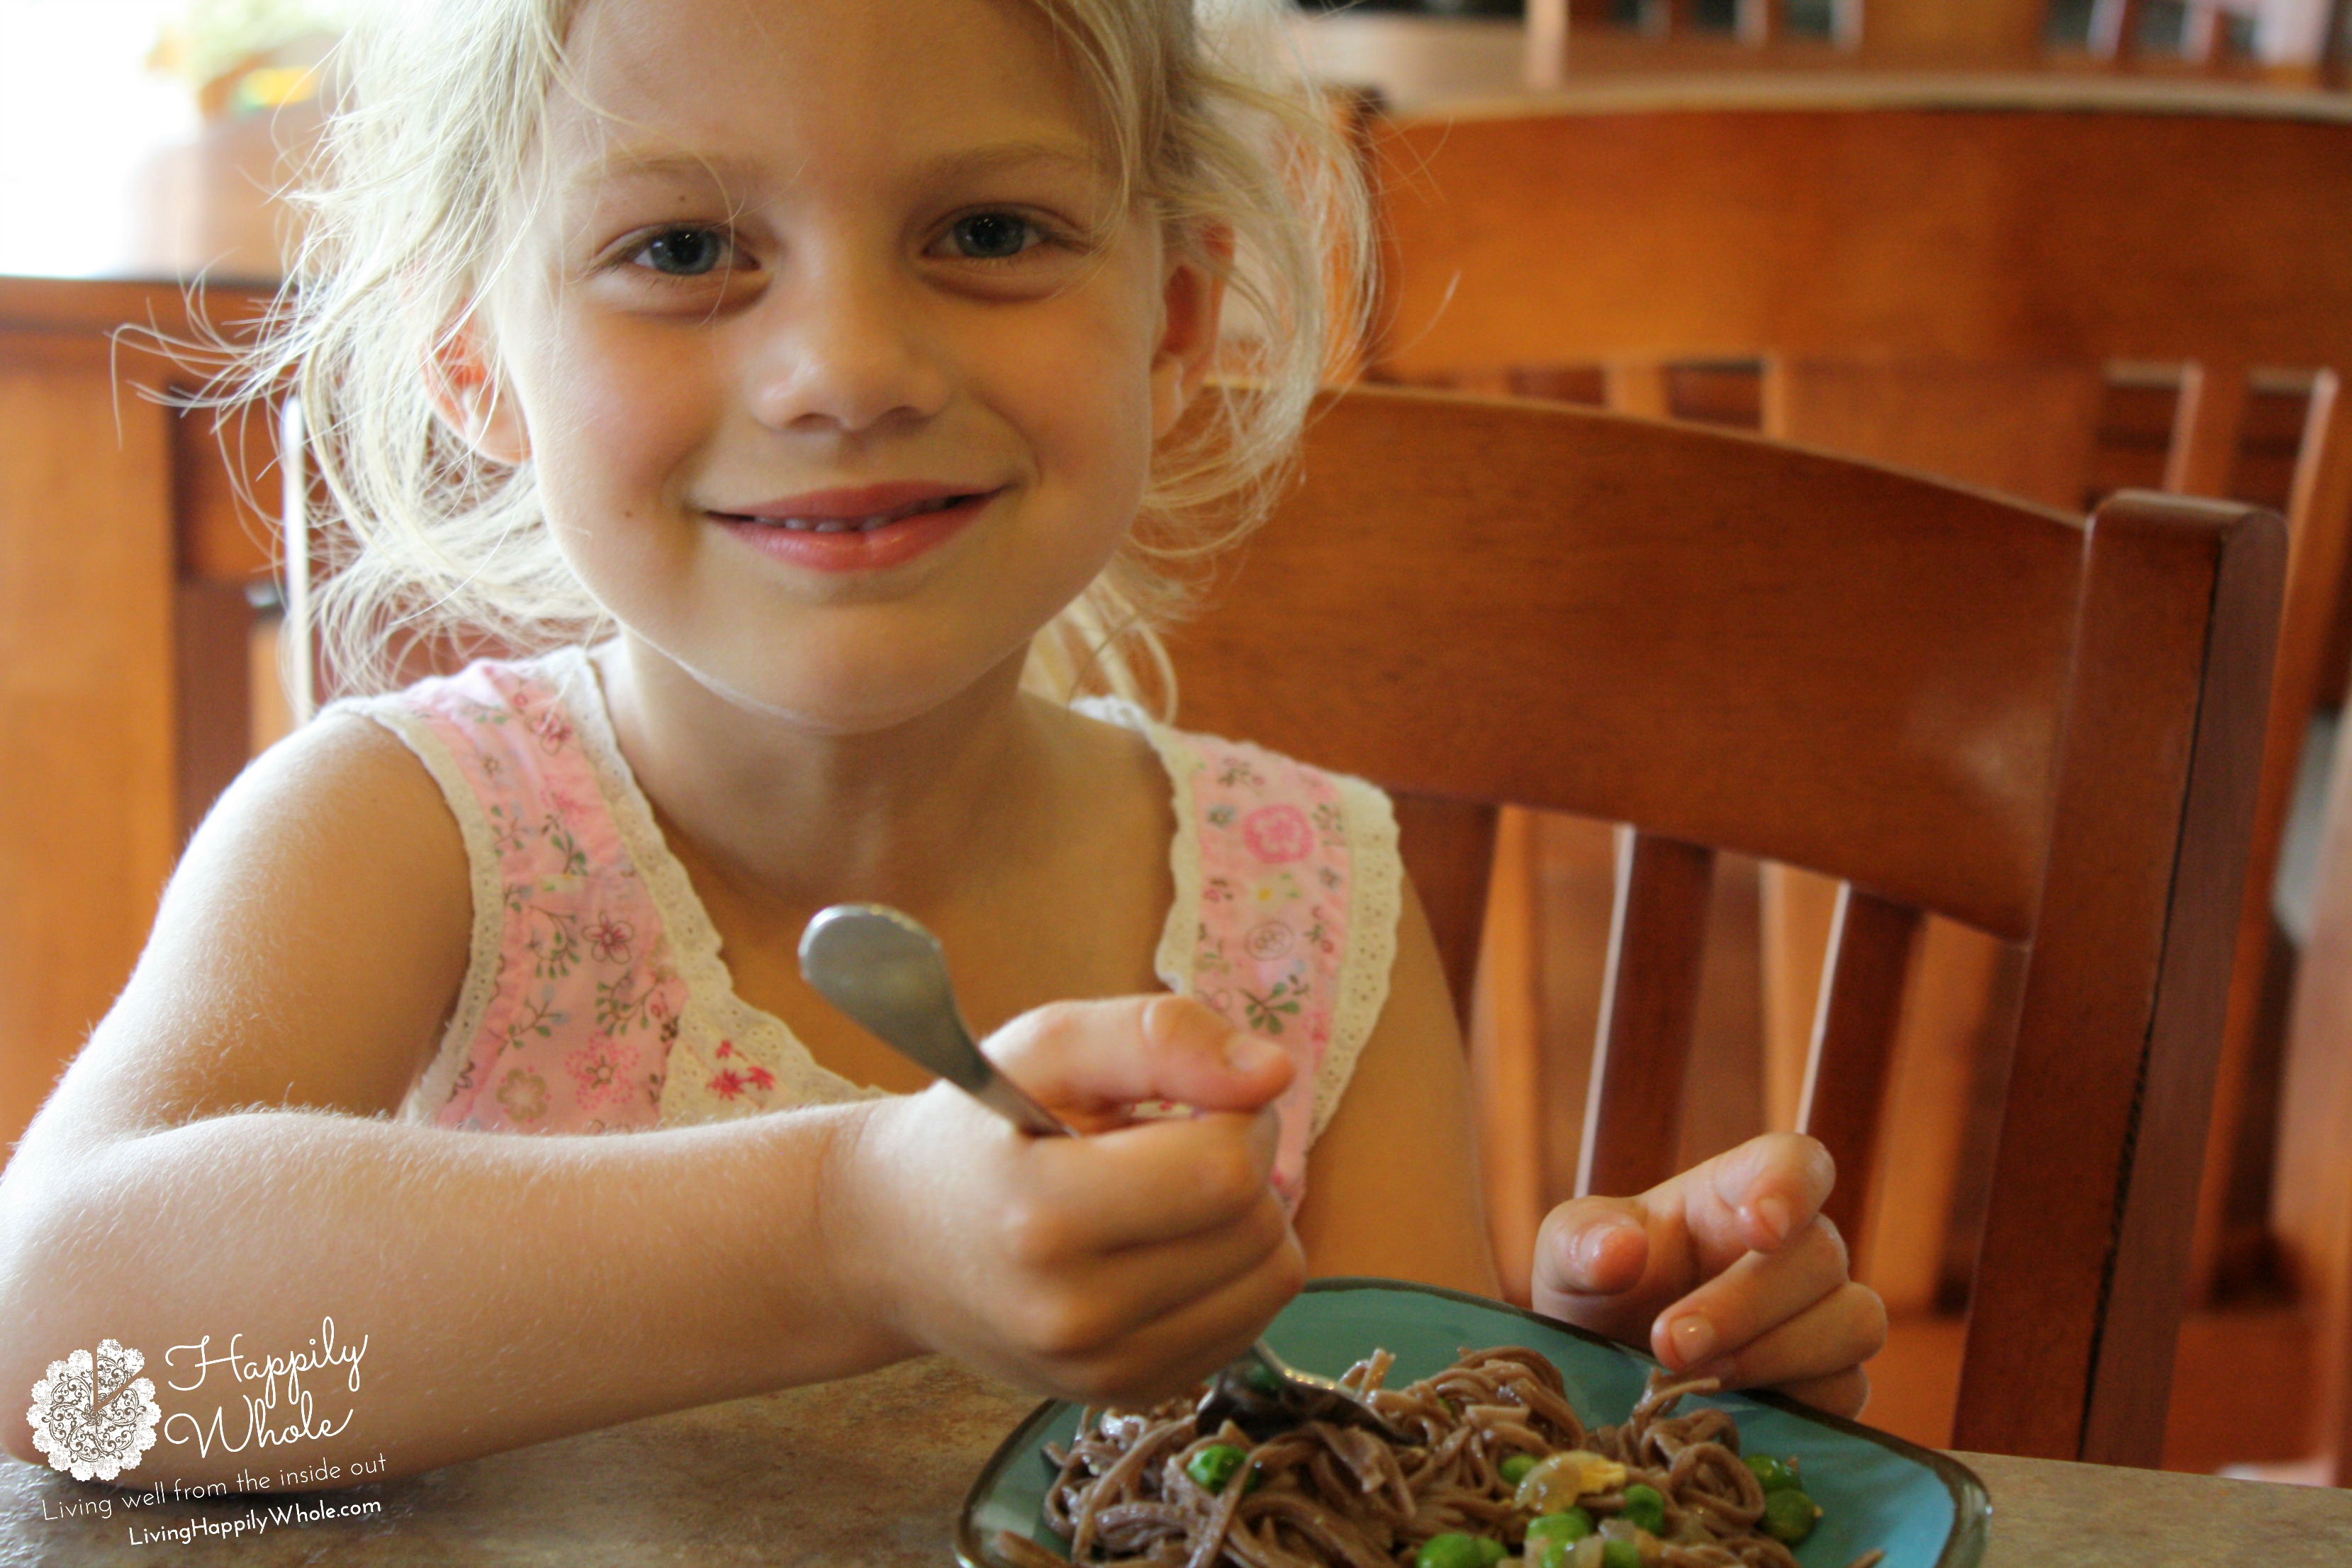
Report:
976,1073,1077,1139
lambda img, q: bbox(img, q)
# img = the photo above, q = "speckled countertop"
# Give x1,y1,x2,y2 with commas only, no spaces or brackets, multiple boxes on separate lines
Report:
2,1356,2346,1566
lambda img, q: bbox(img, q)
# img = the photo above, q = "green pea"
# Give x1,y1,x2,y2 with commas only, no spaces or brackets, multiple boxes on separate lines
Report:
1523,1509,1596,1568
1242,1363,1282,1395
1414,1533,1491,1568
1600,1539,1642,1568
1762,1488,1820,1546
1185,1444,1250,1494
1499,1453,1538,1486
1620,1482,1665,1534
1475,1540,1508,1568
1743,1453,1803,1494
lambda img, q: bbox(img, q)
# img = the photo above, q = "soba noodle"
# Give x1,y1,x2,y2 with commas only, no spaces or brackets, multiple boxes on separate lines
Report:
991,1348,1886,1568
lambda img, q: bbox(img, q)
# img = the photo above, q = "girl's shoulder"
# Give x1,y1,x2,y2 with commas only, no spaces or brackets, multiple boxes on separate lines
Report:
1073,698,1403,1204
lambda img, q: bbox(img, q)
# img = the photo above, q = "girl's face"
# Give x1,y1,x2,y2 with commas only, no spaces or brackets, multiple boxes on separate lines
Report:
452,0,1221,732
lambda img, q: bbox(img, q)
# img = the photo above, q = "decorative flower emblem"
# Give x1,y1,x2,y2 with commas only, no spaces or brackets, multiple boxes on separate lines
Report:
495,1067,547,1123
1243,921,1296,961
530,703,575,754
26,1340,161,1482
1240,805,1314,865
565,1034,639,1108
586,914,635,965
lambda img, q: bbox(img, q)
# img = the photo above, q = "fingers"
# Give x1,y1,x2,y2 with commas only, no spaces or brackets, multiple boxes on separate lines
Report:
984,995,1294,1121
1651,1215,1852,1374
1774,1366,1871,1421
1013,1212,1307,1406
1051,1226,1311,1407
1531,1196,1652,1301
1674,1133,1837,1265
1016,1104,1282,1252
1667,1276,1887,1396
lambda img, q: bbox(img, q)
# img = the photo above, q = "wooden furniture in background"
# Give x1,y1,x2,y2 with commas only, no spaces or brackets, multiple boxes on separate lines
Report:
1525,0,1865,90
2273,702,2352,1486
1363,84,2352,1363
1525,0,2143,87
0,278,279,1158
1165,384,2283,1465
2088,0,2346,82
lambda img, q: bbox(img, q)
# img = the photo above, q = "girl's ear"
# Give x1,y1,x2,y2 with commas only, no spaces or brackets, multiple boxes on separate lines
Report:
1150,224,1233,440
424,311,531,464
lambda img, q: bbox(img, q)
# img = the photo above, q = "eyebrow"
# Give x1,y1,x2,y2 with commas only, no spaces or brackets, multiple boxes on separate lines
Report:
566,137,1104,192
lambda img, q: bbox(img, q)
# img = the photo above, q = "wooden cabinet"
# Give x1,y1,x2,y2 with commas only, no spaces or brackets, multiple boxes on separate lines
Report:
0,276,276,1153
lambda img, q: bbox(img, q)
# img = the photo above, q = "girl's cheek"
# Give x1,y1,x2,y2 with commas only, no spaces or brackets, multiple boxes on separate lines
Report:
534,318,722,496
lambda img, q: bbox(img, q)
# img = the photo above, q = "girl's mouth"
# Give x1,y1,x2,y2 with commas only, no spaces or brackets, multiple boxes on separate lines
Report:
723,493,970,533
709,486,1003,573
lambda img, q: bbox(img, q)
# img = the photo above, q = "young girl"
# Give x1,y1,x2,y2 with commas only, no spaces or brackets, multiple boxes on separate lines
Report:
0,0,1881,1488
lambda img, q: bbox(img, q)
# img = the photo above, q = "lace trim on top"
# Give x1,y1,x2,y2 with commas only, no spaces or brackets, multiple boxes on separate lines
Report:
1075,695,1402,1144
328,698,512,1124
543,649,889,1124
1073,695,1202,995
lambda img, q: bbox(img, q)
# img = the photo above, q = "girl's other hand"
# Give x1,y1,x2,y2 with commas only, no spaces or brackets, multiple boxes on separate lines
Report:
829,995,1304,1408
1529,1133,1887,1418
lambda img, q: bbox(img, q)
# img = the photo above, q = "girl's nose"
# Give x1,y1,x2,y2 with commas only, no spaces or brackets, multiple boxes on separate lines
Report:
743,261,952,435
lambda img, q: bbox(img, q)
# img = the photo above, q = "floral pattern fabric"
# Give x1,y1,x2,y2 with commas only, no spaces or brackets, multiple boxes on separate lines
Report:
342,652,1399,1211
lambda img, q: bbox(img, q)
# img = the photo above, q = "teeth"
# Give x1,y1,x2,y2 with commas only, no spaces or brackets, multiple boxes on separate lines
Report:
757,495,970,533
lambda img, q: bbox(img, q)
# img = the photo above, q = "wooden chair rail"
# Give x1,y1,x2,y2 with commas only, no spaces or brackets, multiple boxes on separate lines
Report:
1580,831,1715,1199
1166,384,2284,1465
1797,886,1923,1246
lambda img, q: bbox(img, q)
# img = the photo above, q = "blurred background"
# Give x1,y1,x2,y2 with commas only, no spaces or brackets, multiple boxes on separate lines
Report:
3,0,2351,1496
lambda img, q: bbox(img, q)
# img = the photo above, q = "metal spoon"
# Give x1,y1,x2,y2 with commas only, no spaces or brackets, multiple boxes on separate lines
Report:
797,902,1404,1442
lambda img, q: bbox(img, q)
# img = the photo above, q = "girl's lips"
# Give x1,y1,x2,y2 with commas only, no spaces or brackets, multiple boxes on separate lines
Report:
710,488,1000,573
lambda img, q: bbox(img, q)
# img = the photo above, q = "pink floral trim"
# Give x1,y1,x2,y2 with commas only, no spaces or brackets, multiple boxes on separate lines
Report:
387,661,681,1133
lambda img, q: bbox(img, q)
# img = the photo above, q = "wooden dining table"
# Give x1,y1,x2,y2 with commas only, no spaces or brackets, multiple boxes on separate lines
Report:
1,1355,2345,1566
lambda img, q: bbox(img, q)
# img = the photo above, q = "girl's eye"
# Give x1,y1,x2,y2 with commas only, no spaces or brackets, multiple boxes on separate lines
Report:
630,228,734,277
942,212,1041,261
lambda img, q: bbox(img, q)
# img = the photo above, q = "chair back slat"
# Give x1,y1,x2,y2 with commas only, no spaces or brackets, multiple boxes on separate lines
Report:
2273,674,2352,1486
2166,359,2255,497
2195,369,2352,1284
1580,831,1717,1199
1958,492,2283,1460
1797,887,1924,1248
1390,793,1501,1032
1167,390,2082,939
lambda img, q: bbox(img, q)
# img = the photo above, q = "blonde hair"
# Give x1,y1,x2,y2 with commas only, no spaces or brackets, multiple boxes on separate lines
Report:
235,0,1372,712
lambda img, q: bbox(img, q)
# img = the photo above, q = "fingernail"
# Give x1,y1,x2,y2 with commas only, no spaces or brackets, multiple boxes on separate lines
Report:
1753,1195,1793,1247
1668,1314,1717,1369
1575,1217,1632,1282
1691,1355,1738,1385
1223,1032,1285,1073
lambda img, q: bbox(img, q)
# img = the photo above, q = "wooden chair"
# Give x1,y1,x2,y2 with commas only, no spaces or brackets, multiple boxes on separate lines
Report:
1362,86,2352,1334
2270,704,2352,1486
1163,383,2281,1465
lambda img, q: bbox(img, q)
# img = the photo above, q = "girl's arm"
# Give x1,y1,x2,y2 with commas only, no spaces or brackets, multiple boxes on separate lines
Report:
0,718,1299,1486
1291,875,1503,1298
0,717,902,1483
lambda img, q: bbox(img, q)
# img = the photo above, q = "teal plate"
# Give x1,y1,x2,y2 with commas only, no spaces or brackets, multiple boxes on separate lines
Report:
958,1277,1990,1568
